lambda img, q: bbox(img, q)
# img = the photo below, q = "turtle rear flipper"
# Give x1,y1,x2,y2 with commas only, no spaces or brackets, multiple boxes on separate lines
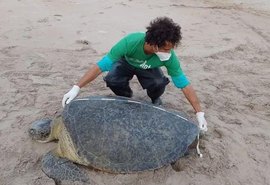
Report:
42,152,90,184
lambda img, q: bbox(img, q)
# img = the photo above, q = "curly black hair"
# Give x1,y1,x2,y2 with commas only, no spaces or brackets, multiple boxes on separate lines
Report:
145,17,182,47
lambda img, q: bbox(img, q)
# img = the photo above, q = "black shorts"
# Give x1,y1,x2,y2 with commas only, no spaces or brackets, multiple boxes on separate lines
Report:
104,59,169,100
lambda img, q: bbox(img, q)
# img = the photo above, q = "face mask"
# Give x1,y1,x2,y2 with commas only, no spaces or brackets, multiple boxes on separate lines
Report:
155,52,171,61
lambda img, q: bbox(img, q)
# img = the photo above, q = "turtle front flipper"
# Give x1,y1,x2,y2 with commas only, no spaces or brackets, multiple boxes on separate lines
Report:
42,151,90,184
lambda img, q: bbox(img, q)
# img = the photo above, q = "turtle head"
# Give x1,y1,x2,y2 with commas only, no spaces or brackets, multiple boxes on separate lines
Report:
28,119,52,142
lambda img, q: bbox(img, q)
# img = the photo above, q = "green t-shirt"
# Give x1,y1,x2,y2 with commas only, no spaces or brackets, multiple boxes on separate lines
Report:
107,32,183,77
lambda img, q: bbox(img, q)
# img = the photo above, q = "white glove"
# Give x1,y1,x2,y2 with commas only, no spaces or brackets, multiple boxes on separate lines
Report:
62,85,80,107
196,112,208,132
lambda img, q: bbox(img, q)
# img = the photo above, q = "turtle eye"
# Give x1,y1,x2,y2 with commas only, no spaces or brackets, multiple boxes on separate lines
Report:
29,129,35,135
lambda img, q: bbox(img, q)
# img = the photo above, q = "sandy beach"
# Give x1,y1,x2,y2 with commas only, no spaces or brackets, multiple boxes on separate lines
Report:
0,0,270,184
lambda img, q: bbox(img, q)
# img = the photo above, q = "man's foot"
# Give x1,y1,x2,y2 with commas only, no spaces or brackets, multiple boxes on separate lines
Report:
152,97,162,106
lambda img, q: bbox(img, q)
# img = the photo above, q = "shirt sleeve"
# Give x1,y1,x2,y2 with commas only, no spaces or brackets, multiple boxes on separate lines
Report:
164,50,183,77
96,55,114,72
107,36,128,61
164,50,190,88
171,74,190,89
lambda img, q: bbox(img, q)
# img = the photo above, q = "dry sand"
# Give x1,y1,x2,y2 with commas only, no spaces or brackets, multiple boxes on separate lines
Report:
0,0,270,184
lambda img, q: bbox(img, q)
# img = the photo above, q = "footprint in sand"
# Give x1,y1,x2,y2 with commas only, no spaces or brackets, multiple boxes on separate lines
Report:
213,128,224,139
54,14,62,21
54,14,62,17
37,17,49,23
24,27,33,32
76,39,90,45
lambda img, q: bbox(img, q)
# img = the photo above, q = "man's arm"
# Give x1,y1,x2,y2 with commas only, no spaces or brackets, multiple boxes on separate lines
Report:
77,64,102,88
181,84,202,113
182,84,208,132
62,33,126,107
170,74,202,112
62,64,102,107
171,74,208,131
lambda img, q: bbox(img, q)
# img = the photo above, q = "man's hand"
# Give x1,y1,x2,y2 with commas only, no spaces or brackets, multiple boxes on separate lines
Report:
62,85,80,107
196,112,208,132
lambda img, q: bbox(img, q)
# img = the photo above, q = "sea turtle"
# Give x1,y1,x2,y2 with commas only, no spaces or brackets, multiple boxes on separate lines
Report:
29,96,199,184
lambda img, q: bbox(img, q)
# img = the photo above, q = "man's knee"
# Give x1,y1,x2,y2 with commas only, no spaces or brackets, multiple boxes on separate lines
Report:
111,86,133,98
145,76,170,90
105,82,133,98
104,60,133,87
155,77,170,88
104,75,128,87
104,74,133,98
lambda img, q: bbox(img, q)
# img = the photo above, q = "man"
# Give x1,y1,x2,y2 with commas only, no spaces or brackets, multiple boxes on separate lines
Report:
62,17,208,132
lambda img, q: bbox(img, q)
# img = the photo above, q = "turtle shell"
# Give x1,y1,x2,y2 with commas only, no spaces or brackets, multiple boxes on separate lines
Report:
62,96,199,173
